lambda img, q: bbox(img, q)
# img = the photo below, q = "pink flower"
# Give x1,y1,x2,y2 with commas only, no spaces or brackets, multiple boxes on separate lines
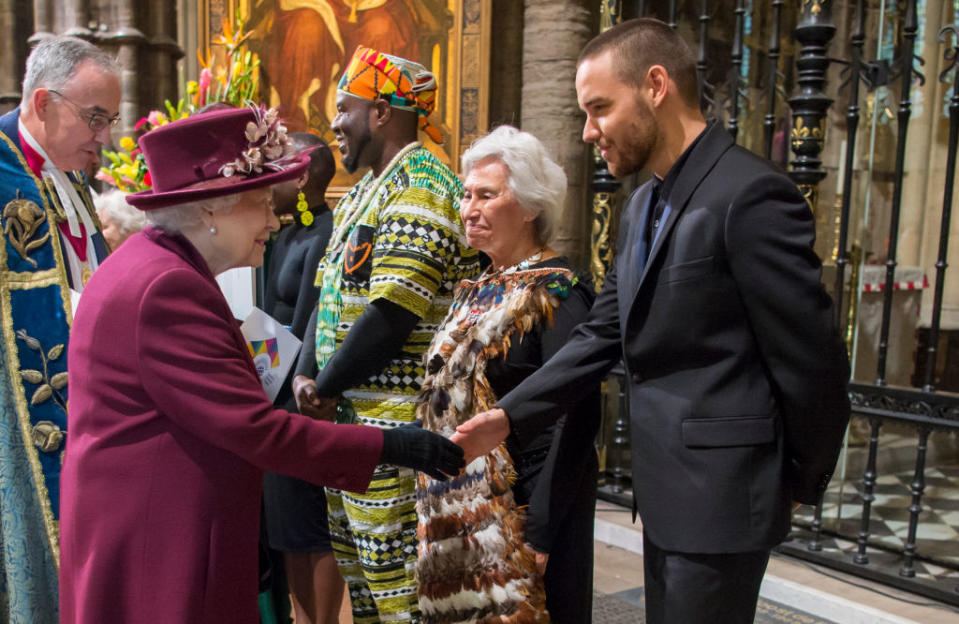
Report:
134,117,150,131
147,110,169,127
198,68,212,108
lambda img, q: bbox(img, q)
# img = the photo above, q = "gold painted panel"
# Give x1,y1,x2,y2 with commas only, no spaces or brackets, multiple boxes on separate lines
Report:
200,0,491,197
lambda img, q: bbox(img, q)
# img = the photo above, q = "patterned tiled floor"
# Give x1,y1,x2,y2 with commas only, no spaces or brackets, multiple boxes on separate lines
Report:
793,428,959,585
591,588,837,623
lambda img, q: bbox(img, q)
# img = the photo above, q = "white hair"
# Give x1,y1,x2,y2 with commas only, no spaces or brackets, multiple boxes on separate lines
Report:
94,190,147,236
145,194,240,234
461,125,567,246
21,36,120,105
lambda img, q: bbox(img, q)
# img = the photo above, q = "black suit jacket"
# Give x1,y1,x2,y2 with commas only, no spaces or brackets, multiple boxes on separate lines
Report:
499,121,850,554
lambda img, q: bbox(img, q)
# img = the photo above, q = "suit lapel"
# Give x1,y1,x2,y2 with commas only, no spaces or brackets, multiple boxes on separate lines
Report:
616,182,655,320
633,122,734,292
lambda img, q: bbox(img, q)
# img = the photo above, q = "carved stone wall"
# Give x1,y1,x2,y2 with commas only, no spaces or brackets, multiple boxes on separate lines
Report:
0,1,182,139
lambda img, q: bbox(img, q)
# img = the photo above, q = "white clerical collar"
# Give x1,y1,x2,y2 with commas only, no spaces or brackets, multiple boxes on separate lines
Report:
18,117,51,168
18,117,95,238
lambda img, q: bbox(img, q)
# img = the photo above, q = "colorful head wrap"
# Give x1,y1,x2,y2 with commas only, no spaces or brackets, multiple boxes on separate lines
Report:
337,45,443,144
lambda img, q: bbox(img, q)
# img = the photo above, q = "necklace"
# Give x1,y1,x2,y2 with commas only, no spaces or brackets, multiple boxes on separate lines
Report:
490,248,545,276
324,141,422,261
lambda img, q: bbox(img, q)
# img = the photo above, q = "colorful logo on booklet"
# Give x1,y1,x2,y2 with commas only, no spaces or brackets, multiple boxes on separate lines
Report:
247,338,280,373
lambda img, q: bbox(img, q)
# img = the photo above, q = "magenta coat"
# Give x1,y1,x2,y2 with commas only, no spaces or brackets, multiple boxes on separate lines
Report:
59,226,382,623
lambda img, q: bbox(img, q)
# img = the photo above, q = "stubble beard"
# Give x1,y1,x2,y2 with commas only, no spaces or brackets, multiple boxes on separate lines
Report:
342,126,372,174
611,99,660,177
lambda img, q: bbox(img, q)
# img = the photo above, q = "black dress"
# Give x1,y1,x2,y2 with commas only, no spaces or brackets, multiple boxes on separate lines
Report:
262,205,336,551
490,257,600,624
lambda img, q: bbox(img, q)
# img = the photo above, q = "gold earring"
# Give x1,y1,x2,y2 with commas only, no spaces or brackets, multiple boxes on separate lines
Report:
296,191,313,226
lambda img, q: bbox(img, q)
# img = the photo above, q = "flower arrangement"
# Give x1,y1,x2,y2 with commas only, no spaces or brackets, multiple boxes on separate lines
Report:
98,16,261,193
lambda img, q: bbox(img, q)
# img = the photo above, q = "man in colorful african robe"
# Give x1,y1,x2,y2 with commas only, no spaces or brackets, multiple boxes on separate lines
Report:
0,36,118,622
291,46,479,624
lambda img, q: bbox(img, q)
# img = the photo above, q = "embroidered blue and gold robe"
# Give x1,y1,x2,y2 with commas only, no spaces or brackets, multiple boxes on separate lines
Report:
0,107,108,623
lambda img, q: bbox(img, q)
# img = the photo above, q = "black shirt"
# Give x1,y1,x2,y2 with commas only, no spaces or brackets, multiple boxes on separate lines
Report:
645,126,708,253
263,204,333,408
486,257,601,551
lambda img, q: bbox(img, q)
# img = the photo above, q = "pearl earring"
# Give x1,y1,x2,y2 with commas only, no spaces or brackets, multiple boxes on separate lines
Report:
209,225,216,235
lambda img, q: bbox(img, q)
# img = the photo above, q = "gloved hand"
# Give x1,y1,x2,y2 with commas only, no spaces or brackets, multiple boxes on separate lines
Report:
380,420,465,480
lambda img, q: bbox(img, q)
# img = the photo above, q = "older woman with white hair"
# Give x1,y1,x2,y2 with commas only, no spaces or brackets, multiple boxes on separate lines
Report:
94,188,147,249
59,106,464,624
414,125,600,623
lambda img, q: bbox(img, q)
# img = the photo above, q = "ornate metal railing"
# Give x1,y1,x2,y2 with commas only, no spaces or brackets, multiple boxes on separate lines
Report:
592,0,959,607
762,0,784,160
777,0,959,606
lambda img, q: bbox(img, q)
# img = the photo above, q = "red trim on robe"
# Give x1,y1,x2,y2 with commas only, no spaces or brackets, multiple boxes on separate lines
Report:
19,128,91,262
57,221,89,262
18,128,44,178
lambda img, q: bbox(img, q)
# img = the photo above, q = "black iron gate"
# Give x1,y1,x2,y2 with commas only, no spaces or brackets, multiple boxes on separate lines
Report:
591,0,959,607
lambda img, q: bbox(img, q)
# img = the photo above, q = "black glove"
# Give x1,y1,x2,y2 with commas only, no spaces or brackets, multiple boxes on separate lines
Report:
380,420,465,480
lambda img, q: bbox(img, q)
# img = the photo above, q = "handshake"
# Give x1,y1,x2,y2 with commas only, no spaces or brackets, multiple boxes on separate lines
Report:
379,407,513,479
294,375,509,479
294,374,462,479
380,420,464,480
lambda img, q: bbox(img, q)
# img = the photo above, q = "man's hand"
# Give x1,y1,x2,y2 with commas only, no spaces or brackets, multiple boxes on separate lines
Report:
292,375,336,421
532,548,549,576
450,408,511,464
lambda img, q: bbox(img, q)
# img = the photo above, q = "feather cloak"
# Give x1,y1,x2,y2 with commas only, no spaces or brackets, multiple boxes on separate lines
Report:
415,267,577,624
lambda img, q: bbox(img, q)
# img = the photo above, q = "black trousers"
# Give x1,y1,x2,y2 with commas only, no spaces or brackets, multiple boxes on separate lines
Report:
642,532,770,624
542,455,598,624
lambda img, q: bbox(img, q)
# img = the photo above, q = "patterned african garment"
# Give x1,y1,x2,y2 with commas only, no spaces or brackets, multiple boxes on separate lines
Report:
415,266,579,624
318,143,479,624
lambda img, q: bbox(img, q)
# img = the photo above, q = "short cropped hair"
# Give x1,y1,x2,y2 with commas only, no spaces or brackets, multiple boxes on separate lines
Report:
291,132,335,195
145,194,240,234
579,18,699,107
461,125,567,247
21,36,120,105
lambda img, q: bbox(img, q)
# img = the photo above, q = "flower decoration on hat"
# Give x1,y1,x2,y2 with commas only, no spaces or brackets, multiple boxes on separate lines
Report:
219,104,298,178
124,105,311,210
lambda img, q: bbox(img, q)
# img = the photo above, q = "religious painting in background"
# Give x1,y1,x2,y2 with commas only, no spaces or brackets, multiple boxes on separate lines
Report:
201,0,490,194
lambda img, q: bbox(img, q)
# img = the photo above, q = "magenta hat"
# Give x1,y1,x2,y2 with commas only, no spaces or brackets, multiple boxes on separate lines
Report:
126,106,309,209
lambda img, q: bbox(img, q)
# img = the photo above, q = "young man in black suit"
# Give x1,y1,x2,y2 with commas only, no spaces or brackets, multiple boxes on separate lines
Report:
452,17,850,624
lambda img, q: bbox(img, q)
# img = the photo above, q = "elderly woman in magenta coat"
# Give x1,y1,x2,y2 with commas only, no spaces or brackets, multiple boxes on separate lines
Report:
59,106,464,624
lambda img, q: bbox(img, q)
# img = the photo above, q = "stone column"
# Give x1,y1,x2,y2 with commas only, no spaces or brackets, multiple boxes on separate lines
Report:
489,0,523,128
521,0,595,270
0,0,34,112
62,0,95,39
97,0,147,138
30,0,55,43
899,0,941,270
146,0,184,120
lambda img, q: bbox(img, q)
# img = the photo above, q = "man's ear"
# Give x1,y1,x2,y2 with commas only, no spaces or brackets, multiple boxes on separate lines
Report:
371,98,393,128
645,65,670,108
32,89,52,121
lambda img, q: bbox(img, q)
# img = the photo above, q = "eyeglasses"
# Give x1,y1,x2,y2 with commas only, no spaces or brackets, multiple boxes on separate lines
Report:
48,89,120,133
